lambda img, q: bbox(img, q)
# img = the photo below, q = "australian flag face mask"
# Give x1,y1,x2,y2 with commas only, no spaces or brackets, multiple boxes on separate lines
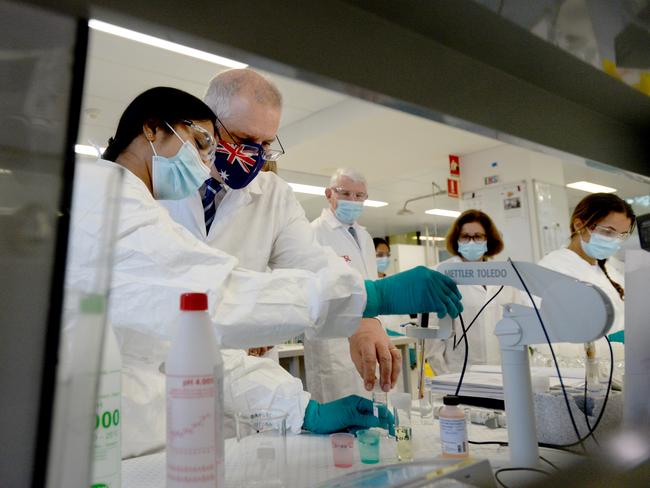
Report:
212,140,265,190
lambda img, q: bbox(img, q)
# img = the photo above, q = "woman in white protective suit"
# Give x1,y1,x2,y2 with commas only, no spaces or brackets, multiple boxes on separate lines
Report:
66,87,463,457
537,193,635,377
426,209,521,374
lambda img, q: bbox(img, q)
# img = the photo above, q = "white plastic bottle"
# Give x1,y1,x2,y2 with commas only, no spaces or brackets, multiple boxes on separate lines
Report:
439,395,468,458
89,295,122,488
166,293,223,487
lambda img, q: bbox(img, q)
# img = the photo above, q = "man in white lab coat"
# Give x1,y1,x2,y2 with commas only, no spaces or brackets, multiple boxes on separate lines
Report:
161,70,402,399
308,168,379,402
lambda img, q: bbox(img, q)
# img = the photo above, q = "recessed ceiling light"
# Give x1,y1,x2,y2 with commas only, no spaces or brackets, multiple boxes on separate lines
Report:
88,19,247,69
287,183,387,207
287,183,325,196
424,208,461,218
412,236,445,241
75,144,105,157
566,181,616,193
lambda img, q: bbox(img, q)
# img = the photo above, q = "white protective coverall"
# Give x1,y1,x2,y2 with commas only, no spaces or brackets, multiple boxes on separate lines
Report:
66,161,365,457
426,256,522,374
537,248,625,363
307,207,378,402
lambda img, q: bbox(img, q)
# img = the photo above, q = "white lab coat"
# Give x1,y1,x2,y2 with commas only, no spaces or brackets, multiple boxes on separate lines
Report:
66,161,365,457
537,247,625,362
306,208,379,402
426,256,522,374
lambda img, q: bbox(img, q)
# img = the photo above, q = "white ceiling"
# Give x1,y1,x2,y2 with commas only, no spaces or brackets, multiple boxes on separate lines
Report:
80,27,650,238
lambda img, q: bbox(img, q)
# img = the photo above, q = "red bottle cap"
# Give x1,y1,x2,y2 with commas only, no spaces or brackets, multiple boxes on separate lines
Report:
180,292,208,311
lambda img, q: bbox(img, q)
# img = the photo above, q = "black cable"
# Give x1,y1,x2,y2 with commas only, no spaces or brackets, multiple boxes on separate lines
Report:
508,259,585,452
472,337,615,451
454,312,469,396
539,455,560,471
494,467,550,488
583,363,600,447
469,440,508,446
453,286,505,350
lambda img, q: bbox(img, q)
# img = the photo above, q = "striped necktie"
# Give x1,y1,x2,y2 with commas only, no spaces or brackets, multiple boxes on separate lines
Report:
202,177,222,234
348,226,360,248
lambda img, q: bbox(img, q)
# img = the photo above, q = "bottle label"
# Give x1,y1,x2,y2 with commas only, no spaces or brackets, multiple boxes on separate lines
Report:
167,373,216,486
92,368,121,487
440,417,468,455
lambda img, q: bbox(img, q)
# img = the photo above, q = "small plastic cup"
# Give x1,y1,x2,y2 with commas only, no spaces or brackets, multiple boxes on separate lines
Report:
330,433,355,468
357,429,381,464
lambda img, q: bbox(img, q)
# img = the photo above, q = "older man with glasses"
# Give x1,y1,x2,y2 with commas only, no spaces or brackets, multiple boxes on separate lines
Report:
160,70,406,423
306,168,397,402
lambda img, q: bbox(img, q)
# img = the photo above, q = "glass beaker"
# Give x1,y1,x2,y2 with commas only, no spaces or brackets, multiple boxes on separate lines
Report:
330,433,355,467
234,409,288,487
357,429,381,464
390,392,413,462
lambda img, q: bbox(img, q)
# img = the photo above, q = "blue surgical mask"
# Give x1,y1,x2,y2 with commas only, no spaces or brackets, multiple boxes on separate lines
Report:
580,232,621,260
458,241,488,261
213,140,265,190
150,125,211,200
334,200,364,224
376,256,390,273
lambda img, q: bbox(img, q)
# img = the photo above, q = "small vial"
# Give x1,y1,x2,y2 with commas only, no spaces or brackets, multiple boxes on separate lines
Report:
372,388,389,437
439,395,468,458
584,342,602,393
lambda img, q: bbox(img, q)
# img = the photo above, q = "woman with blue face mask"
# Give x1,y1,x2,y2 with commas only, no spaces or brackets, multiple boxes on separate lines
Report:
426,210,519,374
538,193,635,375
102,87,216,200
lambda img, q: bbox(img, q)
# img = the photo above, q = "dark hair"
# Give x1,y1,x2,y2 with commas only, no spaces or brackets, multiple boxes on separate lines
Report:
102,87,217,162
570,193,636,300
373,237,390,251
445,209,504,258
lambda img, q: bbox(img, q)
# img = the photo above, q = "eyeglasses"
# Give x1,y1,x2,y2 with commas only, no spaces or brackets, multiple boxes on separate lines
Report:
181,119,216,163
332,187,368,201
376,252,391,258
591,224,630,241
215,116,285,162
458,233,487,244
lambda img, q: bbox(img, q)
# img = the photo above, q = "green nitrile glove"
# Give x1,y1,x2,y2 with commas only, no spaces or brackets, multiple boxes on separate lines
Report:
608,330,624,344
364,266,463,319
302,395,394,435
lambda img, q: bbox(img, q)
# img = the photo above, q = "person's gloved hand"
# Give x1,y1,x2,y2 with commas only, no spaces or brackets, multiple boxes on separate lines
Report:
363,266,463,319
302,395,394,435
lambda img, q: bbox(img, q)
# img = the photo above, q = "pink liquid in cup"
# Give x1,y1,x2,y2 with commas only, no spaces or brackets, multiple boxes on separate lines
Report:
330,433,355,468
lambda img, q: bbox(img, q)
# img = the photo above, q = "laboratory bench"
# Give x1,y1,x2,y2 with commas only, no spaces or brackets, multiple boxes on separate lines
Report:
122,415,578,487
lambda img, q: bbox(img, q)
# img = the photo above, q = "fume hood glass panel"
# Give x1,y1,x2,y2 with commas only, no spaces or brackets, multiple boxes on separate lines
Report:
0,0,84,485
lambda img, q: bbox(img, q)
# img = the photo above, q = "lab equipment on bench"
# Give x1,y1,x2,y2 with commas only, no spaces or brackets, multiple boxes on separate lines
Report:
390,393,413,462
437,260,614,469
166,292,223,487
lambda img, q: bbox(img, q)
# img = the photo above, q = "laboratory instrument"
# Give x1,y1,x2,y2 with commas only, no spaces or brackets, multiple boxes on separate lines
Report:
437,260,614,468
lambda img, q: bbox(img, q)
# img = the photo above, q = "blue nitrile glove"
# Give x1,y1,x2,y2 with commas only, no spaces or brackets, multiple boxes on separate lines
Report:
302,395,394,435
363,266,463,319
